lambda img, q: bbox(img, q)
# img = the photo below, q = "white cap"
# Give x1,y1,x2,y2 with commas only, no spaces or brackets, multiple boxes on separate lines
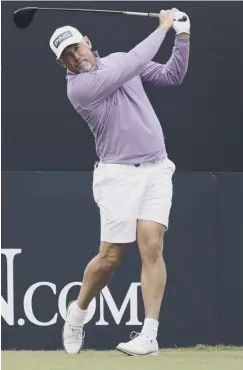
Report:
49,26,83,58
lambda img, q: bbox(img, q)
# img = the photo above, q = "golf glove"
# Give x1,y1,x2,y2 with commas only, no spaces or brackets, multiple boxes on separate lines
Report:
173,10,190,35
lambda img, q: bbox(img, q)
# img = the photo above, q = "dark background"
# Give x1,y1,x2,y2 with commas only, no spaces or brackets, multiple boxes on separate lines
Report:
2,1,243,171
1,1,243,350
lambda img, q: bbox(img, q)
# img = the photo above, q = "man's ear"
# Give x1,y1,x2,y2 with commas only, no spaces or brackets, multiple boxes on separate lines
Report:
83,36,92,50
56,58,66,68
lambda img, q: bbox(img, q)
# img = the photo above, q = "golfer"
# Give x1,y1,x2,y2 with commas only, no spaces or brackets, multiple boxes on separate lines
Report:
49,8,190,356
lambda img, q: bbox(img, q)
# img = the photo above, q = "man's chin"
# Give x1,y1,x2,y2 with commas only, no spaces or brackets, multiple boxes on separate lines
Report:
77,62,92,72
77,61,97,73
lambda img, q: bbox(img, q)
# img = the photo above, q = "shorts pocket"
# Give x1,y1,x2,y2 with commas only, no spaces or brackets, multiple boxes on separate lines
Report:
165,158,176,175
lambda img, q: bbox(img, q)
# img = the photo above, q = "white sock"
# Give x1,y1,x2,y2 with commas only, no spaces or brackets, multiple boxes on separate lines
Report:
67,301,88,327
141,318,159,341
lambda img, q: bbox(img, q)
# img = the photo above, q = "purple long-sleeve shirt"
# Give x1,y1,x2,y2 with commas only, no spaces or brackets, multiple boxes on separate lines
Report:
67,28,190,164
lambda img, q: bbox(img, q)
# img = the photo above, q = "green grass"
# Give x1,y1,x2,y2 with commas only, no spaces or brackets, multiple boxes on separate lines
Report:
2,347,243,370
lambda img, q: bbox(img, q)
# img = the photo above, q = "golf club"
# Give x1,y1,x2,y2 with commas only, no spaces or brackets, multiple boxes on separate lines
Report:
13,7,188,29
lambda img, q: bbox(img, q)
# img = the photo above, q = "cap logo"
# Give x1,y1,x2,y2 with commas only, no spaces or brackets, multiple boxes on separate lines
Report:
53,31,73,49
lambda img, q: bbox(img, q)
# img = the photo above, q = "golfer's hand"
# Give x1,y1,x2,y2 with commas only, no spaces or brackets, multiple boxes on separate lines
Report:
159,9,177,31
173,10,190,36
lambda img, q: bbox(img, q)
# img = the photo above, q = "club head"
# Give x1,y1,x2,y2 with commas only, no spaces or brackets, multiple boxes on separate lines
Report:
13,7,38,29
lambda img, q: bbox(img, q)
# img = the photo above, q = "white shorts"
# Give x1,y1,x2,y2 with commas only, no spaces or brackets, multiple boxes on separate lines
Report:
92,157,176,243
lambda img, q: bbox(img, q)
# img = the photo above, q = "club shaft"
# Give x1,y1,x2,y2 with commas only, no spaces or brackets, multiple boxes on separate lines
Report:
20,6,160,17
125,12,159,18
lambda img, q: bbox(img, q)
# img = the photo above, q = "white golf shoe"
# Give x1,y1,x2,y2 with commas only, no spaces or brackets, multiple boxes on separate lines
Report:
116,332,159,356
62,301,85,354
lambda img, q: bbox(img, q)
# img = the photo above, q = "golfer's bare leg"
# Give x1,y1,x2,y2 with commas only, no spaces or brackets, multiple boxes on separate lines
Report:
116,220,164,355
77,242,126,309
137,220,166,321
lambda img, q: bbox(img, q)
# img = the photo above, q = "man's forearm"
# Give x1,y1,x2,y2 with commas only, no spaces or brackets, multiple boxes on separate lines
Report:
139,34,190,86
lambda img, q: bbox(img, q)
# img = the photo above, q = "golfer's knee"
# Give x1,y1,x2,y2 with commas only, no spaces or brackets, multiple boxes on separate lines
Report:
140,239,164,265
98,242,125,272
